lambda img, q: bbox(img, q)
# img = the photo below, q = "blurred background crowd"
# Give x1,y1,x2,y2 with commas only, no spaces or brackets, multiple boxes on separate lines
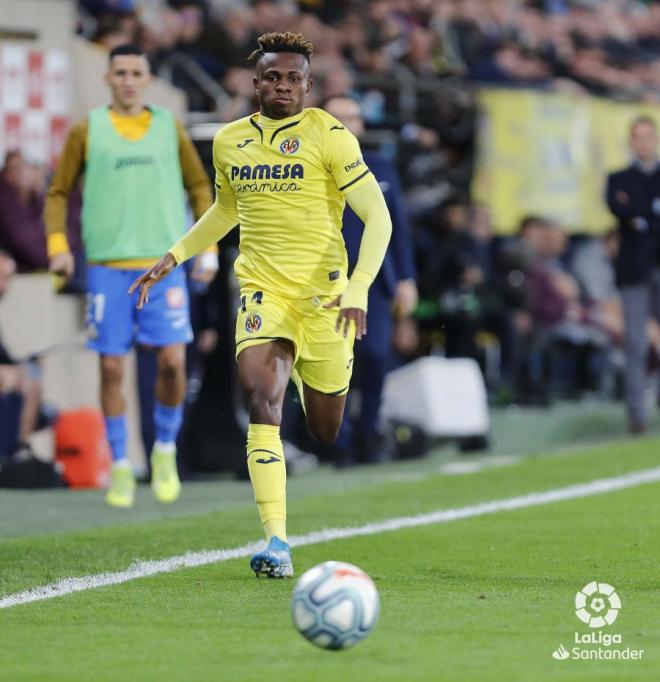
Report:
79,0,660,105
2,0,660,472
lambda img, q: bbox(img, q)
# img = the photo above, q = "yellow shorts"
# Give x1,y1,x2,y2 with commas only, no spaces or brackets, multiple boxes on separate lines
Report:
235,288,355,395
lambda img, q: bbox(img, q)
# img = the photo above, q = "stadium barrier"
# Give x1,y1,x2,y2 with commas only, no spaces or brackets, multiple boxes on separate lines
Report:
380,356,490,439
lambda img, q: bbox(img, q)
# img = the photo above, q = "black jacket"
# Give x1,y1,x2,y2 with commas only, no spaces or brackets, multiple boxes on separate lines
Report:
606,163,660,286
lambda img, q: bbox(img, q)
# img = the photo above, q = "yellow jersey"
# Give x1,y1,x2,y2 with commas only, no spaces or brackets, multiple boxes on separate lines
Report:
213,107,374,299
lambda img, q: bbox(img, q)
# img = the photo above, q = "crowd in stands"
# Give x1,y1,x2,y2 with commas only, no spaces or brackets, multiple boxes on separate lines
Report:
79,0,660,105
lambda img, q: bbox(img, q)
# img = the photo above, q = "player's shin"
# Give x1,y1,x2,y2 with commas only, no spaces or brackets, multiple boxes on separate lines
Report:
246,423,287,541
150,401,183,503
104,414,136,507
105,414,128,462
153,400,183,450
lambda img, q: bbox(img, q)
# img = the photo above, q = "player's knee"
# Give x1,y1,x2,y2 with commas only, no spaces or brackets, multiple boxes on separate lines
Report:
100,356,123,387
246,387,283,425
309,419,341,445
157,346,185,382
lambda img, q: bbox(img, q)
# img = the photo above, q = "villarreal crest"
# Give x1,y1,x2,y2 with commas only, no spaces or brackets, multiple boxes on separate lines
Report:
245,313,262,333
280,137,300,155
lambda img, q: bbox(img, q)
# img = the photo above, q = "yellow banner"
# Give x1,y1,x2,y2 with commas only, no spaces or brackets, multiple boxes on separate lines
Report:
472,90,660,234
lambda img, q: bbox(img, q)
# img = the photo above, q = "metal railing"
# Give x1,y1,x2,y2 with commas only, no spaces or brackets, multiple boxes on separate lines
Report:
157,52,231,115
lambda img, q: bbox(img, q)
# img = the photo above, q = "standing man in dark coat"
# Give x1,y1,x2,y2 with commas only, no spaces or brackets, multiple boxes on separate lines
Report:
606,116,660,433
324,95,418,463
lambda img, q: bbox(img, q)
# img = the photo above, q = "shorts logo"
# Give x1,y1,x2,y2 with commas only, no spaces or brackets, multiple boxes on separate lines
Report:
245,313,262,333
166,287,186,309
279,137,300,155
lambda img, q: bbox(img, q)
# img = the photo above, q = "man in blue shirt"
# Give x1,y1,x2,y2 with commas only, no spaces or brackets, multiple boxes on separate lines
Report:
324,95,418,464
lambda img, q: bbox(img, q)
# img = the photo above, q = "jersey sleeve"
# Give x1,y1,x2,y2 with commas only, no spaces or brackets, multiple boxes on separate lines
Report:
44,118,87,255
212,129,239,213
324,124,374,195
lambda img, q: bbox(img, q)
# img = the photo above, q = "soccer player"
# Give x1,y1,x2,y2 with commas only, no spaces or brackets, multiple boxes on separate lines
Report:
45,44,214,508
130,32,392,577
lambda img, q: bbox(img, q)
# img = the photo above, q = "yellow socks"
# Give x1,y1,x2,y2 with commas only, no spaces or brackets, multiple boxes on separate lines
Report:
247,423,287,541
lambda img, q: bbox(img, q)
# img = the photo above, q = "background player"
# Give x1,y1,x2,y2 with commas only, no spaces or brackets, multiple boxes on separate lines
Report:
130,32,392,577
45,44,214,508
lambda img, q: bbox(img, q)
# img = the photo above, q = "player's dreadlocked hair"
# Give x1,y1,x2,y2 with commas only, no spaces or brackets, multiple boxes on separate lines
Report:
248,32,314,64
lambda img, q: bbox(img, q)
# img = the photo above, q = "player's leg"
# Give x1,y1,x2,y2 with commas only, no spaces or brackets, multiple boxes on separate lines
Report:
302,387,347,445
235,289,300,576
296,294,355,447
149,342,186,503
239,341,294,577
135,266,192,502
86,265,136,508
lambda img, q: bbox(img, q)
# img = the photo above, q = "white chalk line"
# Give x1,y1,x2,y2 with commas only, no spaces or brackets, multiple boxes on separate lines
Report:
2,466,659,610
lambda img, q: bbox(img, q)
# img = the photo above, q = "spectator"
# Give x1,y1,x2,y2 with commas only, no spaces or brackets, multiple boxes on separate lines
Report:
0,151,83,279
0,152,49,273
417,197,485,360
570,230,624,345
0,250,45,459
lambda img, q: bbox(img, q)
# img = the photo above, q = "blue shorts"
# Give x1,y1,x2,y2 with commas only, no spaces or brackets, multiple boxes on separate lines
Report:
85,265,193,355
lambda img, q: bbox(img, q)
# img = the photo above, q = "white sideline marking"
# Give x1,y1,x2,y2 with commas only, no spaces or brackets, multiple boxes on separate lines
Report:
2,466,660,610
438,454,519,475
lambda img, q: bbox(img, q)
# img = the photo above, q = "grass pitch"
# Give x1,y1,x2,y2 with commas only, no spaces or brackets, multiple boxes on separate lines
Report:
1,437,659,681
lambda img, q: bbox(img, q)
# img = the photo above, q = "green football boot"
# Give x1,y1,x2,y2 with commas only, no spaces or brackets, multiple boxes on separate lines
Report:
150,447,181,503
106,463,136,508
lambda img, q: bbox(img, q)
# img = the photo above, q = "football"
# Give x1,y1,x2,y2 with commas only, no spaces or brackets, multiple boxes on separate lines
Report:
290,561,380,650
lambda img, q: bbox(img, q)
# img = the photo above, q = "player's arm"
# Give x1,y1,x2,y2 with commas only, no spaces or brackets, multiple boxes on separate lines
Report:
130,135,239,308
322,122,392,338
43,120,87,277
334,179,392,336
176,120,218,283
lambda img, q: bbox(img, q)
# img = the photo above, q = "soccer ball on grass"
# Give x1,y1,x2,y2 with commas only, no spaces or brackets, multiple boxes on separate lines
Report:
290,561,380,650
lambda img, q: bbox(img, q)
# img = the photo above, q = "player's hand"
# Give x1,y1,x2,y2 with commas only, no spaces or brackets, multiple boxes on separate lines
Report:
191,252,218,284
128,252,177,309
49,252,75,279
323,297,367,340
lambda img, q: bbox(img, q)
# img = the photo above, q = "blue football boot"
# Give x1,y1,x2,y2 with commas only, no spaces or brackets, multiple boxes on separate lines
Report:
250,536,294,578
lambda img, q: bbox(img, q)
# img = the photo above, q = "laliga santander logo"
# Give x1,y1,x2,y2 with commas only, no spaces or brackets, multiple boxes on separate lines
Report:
575,582,621,628
552,582,643,662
